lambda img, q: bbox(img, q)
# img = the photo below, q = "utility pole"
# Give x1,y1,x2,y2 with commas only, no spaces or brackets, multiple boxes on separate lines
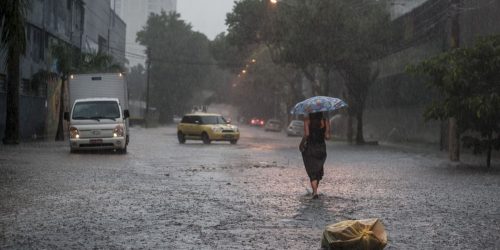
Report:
448,0,460,161
145,48,151,128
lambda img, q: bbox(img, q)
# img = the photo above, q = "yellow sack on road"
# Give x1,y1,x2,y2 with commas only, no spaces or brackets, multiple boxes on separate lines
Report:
321,218,387,250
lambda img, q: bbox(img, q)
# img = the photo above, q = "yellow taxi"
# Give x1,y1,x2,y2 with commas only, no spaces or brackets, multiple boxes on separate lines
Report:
177,113,240,144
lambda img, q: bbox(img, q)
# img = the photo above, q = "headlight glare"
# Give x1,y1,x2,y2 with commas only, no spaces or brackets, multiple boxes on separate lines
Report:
113,125,124,137
70,127,79,139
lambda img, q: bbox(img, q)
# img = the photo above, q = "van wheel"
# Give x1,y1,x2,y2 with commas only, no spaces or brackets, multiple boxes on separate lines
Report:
177,131,186,144
118,146,127,154
230,140,238,145
202,132,211,144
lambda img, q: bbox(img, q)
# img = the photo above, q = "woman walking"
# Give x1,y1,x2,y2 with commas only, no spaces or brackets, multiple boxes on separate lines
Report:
302,112,330,199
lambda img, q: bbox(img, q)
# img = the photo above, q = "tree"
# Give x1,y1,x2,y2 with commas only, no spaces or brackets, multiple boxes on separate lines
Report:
127,64,147,101
210,32,250,73
409,35,500,167
230,46,302,121
137,12,213,124
226,0,392,144
0,0,29,144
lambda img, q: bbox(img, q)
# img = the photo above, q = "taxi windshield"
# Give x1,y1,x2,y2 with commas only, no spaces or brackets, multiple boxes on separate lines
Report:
200,116,227,125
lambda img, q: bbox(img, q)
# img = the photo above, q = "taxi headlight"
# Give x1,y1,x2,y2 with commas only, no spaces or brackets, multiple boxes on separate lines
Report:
113,125,125,137
70,127,79,139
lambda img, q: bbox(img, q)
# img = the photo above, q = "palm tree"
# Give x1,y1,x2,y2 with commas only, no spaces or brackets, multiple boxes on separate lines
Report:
0,0,29,144
51,44,74,141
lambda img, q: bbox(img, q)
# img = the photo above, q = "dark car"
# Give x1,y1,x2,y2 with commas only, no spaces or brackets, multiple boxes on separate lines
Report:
264,119,282,132
249,117,265,126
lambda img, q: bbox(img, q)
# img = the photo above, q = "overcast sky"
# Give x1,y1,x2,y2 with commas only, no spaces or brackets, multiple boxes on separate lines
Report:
177,0,236,40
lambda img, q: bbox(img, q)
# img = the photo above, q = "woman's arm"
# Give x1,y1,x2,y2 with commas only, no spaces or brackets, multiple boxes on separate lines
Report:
304,118,310,137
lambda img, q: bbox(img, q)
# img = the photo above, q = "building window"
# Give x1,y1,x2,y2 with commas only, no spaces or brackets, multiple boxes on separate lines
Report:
31,26,45,62
21,79,31,95
0,74,6,93
74,2,84,31
98,36,107,54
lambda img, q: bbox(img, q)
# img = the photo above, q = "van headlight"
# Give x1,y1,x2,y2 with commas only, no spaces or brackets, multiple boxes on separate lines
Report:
70,127,79,139
113,125,124,137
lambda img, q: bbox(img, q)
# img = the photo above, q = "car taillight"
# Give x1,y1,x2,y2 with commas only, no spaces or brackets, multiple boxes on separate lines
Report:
70,127,79,139
260,121,264,125
113,125,124,137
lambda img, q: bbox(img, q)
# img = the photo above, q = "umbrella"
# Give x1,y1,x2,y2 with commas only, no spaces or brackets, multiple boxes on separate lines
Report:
291,96,348,115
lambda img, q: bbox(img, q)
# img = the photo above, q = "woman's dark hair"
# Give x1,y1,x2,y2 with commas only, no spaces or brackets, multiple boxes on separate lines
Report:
309,112,323,120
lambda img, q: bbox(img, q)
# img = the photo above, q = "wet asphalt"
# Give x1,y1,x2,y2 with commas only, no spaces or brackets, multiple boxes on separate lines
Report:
0,125,499,249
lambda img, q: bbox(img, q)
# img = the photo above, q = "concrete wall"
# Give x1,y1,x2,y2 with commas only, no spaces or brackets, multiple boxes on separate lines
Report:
459,0,500,47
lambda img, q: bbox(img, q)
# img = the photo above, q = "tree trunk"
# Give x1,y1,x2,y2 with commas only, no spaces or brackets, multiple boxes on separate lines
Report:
347,113,353,143
355,110,365,144
158,108,173,125
3,47,21,145
440,121,448,151
302,68,321,96
448,117,460,161
486,133,492,168
322,67,330,96
55,78,66,141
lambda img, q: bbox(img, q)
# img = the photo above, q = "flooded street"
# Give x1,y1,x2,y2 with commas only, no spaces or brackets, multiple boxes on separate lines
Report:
0,126,499,249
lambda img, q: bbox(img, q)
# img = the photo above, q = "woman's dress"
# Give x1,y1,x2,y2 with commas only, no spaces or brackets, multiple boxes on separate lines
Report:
302,118,327,182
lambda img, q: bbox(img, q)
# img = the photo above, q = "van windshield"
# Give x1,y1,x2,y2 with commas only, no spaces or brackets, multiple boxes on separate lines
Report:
72,101,120,120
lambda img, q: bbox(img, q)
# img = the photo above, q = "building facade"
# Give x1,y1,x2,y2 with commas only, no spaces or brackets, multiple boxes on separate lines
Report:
0,0,126,141
362,0,500,144
111,0,177,67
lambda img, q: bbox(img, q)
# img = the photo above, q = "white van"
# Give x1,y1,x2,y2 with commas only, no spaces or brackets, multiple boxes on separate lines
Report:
64,73,130,153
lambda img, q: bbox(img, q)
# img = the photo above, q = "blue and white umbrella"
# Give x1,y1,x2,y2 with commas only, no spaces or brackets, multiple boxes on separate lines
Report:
291,96,348,115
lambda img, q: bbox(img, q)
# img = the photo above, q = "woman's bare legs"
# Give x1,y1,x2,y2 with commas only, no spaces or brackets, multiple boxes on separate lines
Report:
311,180,319,198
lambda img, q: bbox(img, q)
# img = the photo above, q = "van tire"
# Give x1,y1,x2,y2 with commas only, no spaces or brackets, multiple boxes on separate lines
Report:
118,146,127,154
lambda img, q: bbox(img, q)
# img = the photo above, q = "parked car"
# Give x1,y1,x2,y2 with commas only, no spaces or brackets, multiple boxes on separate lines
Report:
264,119,282,132
177,113,240,144
249,117,265,126
286,120,304,136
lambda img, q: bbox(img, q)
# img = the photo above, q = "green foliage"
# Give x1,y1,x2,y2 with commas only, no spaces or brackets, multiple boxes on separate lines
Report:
136,11,213,123
226,0,392,143
51,44,124,78
127,65,147,101
209,32,250,72
0,0,29,55
232,46,300,119
409,35,500,167
1,0,30,144
226,0,270,47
